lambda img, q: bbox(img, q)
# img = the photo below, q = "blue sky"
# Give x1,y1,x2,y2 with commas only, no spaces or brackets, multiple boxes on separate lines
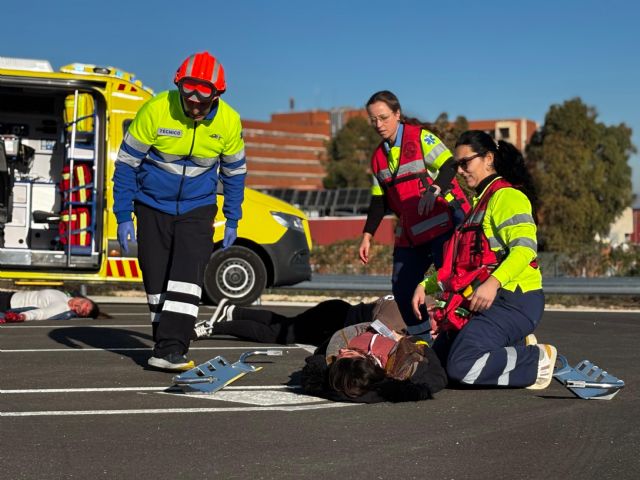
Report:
3,0,640,201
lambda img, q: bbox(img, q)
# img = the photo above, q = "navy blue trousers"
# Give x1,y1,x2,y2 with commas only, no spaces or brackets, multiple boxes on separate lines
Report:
433,288,545,387
392,232,449,335
136,202,217,357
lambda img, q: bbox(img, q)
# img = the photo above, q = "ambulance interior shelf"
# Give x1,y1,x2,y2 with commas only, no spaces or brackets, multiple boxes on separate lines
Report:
0,138,60,251
59,91,97,256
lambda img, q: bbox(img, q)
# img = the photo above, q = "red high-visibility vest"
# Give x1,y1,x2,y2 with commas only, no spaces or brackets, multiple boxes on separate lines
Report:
436,178,512,293
432,178,537,332
371,124,469,247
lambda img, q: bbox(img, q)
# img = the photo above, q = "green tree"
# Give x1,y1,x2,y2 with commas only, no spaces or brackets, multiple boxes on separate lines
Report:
323,117,380,189
431,112,469,149
430,113,472,199
526,98,635,253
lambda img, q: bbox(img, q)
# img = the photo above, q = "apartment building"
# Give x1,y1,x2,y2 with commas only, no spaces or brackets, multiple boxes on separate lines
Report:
467,118,538,152
242,112,331,190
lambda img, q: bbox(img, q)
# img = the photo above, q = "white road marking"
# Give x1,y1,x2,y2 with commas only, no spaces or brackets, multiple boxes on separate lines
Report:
1,324,151,329
102,312,156,316
179,390,322,406
1,346,298,353
3,384,357,415
295,343,317,353
2,402,358,417
2,385,298,394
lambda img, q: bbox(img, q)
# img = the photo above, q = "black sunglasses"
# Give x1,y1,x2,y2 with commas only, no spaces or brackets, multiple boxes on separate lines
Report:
455,153,482,171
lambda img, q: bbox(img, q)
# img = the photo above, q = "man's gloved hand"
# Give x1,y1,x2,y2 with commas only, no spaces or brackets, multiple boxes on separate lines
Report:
417,185,442,216
222,226,237,250
117,221,136,254
3,311,25,323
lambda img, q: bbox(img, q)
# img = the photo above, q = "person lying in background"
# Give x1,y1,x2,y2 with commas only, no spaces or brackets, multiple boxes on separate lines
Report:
194,295,447,403
0,289,104,322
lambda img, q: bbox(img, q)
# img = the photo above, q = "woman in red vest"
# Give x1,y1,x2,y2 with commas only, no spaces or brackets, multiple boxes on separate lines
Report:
412,130,554,390
360,90,469,338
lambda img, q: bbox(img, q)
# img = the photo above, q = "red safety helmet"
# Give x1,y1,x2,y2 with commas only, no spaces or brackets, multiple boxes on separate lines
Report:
174,51,226,94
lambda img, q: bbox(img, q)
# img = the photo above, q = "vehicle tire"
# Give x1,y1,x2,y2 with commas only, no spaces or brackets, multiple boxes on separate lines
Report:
203,246,267,306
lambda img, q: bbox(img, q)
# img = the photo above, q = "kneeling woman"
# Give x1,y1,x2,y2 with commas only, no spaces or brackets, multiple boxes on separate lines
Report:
412,130,555,390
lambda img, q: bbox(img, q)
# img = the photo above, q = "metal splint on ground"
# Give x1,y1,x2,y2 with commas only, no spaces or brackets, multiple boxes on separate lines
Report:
172,350,283,394
553,355,625,400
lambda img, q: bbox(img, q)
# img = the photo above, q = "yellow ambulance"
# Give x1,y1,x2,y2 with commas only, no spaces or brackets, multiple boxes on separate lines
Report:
0,57,312,305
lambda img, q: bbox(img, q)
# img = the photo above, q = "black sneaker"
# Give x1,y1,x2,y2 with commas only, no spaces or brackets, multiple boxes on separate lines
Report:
148,352,195,371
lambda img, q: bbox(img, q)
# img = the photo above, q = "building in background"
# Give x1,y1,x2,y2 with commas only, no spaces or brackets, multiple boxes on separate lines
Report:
599,207,634,247
242,113,330,190
243,107,538,190
245,108,640,248
632,203,640,244
466,118,538,152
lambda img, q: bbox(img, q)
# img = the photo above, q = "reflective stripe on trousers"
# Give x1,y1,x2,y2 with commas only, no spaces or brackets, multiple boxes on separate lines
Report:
444,288,545,387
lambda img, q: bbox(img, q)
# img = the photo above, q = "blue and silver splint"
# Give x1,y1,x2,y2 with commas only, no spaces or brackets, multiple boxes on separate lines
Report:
553,355,625,400
172,350,283,394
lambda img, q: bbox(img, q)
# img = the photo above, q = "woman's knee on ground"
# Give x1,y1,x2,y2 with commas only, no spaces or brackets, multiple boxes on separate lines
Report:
446,348,484,383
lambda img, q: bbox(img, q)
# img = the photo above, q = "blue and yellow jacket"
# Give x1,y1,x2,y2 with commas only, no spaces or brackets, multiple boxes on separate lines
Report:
112,90,247,227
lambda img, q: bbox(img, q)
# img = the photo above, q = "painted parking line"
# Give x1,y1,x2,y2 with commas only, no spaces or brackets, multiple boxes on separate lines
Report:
177,389,321,406
1,345,298,353
2,387,325,407
1,385,296,394
2,384,336,407
1,324,151,328
3,384,343,407
3,402,358,417
3,385,358,416
101,311,218,315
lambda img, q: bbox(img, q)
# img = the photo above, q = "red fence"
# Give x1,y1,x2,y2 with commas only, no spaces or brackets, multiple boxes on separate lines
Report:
308,216,396,246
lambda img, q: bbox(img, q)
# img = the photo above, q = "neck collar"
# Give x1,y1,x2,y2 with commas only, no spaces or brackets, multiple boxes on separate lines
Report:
475,173,500,196
384,123,403,152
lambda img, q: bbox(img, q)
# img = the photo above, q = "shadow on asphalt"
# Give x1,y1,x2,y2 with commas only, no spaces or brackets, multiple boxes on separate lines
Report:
536,394,581,400
440,380,579,399
48,327,152,367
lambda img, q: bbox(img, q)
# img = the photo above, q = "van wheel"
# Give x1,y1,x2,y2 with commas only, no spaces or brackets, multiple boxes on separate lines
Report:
203,246,267,306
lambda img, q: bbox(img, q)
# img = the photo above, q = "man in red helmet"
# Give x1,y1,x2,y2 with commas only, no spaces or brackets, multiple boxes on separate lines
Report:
112,51,247,371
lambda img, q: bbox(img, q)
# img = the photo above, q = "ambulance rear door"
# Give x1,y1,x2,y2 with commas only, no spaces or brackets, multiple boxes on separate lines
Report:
0,74,107,274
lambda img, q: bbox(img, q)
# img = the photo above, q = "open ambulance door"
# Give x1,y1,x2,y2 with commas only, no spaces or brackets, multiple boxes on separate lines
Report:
0,78,105,273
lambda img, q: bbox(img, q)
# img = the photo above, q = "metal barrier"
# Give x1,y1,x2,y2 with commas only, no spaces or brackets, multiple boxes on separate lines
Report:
279,274,640,295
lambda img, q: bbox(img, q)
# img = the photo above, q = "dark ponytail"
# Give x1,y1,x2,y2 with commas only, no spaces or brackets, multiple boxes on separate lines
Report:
402,116,435,132
455,130,537,208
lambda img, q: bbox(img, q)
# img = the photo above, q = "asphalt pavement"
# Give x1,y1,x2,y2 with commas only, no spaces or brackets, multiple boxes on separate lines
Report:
1,302,639,480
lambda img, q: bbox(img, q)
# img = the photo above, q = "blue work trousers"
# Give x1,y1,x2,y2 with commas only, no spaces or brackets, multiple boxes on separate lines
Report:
392,233,448,335
136,202,216,357
434,288,545,387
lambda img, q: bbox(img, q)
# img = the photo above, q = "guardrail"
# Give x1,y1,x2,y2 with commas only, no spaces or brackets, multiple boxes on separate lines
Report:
280,275,640,295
